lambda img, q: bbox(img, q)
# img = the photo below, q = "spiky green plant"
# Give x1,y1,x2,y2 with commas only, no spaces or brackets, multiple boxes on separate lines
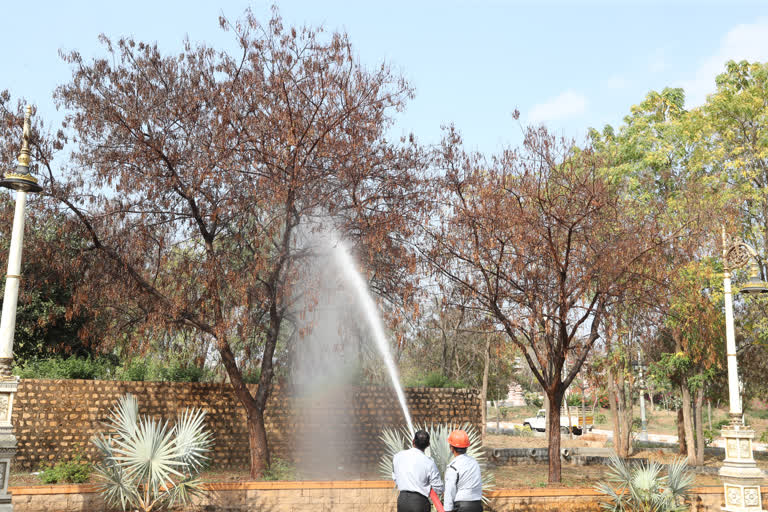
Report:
91,394,214,512
595,452,694,512
379,423,494,503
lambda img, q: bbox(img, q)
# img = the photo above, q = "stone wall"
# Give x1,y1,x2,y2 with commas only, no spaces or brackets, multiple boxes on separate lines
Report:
11,379,480,470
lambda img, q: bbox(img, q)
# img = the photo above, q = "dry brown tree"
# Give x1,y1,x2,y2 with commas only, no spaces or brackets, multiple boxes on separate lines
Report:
422,125,667,483
3,10,424,477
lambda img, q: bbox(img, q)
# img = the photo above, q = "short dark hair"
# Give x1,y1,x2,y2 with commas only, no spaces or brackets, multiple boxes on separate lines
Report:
453,446,467,455
413,430,430,451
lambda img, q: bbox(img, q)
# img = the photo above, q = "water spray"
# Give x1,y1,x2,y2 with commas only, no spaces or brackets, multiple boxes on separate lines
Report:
332,240,415,434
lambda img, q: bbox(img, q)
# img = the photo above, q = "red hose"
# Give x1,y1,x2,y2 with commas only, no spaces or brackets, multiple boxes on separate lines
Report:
429,488,446,512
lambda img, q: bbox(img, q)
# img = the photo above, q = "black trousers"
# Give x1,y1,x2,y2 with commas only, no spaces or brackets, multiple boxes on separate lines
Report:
454,500,483,512
397,491,431,512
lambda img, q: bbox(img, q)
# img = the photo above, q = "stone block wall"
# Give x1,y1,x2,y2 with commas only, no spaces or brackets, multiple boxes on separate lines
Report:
11,380,480,470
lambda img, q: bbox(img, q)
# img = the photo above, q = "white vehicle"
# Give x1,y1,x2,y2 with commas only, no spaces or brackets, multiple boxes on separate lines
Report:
522,407,594,435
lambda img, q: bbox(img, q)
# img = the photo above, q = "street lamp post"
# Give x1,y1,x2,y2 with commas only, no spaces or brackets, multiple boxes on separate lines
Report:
0,106,42,511
720,227,767,512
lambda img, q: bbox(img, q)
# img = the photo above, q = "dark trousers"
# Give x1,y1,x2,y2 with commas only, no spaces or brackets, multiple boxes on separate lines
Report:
454,500,483,512
397,491,430,512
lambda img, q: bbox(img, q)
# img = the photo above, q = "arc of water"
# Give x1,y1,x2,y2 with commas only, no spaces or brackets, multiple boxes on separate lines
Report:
332,240,415,435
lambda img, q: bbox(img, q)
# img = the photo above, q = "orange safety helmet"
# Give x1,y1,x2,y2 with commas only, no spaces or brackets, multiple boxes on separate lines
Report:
447,429,470,448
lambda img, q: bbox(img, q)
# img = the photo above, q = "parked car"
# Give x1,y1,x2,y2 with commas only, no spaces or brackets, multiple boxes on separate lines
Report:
522,407,594,435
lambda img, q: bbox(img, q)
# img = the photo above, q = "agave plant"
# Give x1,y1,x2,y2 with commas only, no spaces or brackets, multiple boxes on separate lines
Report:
379,423,494,503
92,394,214,512
595,452,694,512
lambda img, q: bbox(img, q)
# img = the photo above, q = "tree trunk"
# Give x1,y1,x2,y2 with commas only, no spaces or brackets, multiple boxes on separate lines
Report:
608,370,624,456
647,383,655,411
618,380,633,457
481,335,491,439
677,407,687,455
695,387,705,463
249,409,270,477
546,388,565,483
681,383,697,464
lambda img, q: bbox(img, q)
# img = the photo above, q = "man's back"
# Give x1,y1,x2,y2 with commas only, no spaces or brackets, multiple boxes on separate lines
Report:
393,447,444,496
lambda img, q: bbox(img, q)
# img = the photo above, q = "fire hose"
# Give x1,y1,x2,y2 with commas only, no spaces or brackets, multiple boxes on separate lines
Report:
429,488,446,512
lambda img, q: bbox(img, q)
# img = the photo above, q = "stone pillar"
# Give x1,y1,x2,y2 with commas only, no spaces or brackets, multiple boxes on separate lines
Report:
720,425,765,512
0,377,16,512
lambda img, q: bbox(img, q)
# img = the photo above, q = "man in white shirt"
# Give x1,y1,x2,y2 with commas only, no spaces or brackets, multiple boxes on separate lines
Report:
443,429,483,512
392,429,444,512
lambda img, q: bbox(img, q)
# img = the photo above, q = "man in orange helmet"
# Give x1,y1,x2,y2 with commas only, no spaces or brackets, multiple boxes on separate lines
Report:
443,429,483,512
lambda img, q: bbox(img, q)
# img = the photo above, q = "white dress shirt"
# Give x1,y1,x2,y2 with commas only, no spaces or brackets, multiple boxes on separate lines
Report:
443,453,483,511
392,447,445,498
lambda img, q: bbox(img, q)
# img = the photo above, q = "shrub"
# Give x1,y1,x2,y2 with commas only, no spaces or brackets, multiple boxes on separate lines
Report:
512,424,534,437
39,453,92,484
15,356,115,380
263,458,296,481
404,371,467,389
596,452,693,512
159,361,207,382
524,392,543,408
92,394,214,512
567,393,583,406
114,357,209,383
595,413,607,425
760,430,768,444
715,418,731,430
116,358,150,381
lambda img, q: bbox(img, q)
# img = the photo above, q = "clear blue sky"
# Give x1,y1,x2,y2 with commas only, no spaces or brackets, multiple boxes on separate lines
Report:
3,0,768,154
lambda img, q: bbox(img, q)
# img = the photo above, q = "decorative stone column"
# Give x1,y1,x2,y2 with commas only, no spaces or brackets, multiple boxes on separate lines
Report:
720,426,765,511
0,106,42,511
720,232,768,512
0,378,16,511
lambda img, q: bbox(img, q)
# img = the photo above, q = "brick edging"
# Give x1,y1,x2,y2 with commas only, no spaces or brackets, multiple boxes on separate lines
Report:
7,483,743,497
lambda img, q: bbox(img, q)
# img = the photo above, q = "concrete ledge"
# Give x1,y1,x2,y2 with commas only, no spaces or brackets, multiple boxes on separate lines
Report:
8,482,765,512
9,481,767,495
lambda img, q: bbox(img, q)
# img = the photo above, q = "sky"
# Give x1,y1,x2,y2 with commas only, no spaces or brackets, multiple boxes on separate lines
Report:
3,0,768,154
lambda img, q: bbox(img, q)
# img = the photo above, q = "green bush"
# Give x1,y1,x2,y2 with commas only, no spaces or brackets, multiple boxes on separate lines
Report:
523,392,543,408
114,357,210,382
715,418,731,430
404,372,467,389
39,454,92,484
567,393,583,406
760,430,768,444
596,453,693,512
116,358,150,381
595,413,607,425
15,356,115,380
159,361,207,382
511,424,534,437
263,458,296,481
